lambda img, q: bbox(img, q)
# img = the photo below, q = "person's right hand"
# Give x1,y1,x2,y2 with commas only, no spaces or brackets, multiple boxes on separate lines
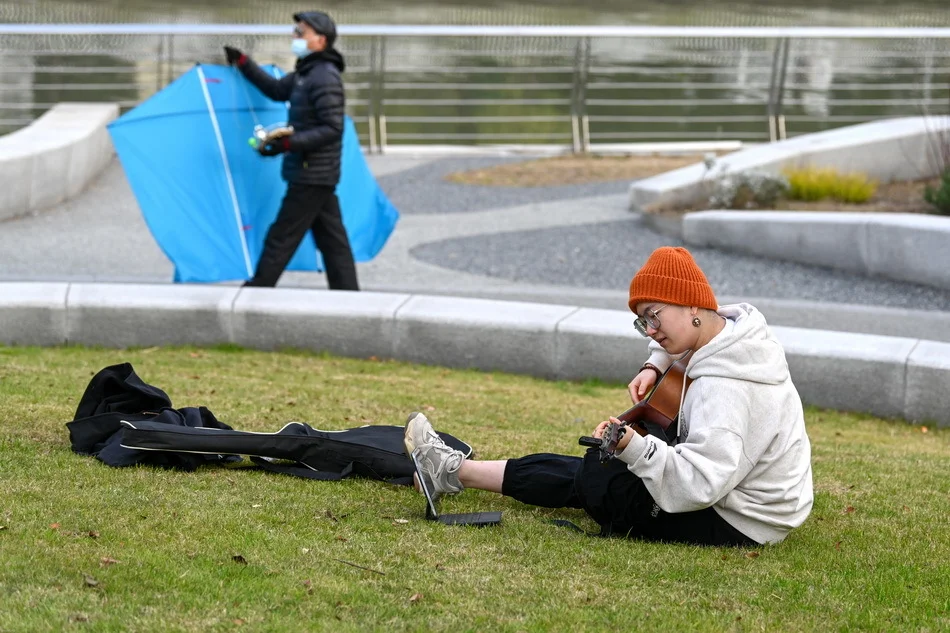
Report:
224,46,245,66
627,368,658,404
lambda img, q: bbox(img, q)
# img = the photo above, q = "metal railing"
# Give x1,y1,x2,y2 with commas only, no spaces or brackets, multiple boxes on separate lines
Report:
1,24,949,152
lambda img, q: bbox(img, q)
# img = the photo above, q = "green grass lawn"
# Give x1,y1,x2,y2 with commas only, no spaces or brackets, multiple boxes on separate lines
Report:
1,345,948,632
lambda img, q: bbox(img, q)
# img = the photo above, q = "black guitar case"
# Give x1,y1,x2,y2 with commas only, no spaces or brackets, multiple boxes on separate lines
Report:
119,418,473,486
67,362,473,486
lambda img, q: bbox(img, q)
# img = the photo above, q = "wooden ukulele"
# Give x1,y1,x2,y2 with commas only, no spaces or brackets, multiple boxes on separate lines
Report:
579,352,693,461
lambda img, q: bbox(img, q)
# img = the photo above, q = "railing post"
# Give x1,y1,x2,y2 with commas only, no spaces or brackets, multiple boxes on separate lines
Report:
766,37,790,142
378,36,388,154
155,35,164,94
775,37,790,140
367,36,379,153
570,38,581,153
581,36,592,152
922,48,934,106
166,34,175,88
766,38,780,142
368,35,387,154
570,37,592,154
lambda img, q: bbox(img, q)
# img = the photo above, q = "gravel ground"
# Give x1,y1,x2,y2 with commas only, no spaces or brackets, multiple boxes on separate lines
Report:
376,156,631,214
5,154,950,313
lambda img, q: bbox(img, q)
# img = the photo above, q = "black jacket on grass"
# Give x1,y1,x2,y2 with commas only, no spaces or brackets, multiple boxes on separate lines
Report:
238,48,346,186
67,363,236,470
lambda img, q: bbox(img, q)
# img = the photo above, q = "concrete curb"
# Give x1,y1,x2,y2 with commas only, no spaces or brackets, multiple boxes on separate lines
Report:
361,284,950,345
683,211,950,292
0,103,118,222
2,281,947,427
641,209,950,293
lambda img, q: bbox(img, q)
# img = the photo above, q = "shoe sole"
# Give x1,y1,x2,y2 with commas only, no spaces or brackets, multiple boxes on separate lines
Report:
403,411,426,494
403,411,424,457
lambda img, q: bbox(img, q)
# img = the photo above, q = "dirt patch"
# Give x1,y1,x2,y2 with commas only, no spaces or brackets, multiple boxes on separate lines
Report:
443,154,708,187
646,177,944,216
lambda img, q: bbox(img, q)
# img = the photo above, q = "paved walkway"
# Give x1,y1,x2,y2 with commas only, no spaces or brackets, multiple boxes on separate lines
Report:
3,154,950,318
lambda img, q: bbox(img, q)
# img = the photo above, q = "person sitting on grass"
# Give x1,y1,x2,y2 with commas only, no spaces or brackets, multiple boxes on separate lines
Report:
403,246,813,546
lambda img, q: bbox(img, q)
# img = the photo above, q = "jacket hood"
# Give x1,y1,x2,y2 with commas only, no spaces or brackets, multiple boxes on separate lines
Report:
297,47,345,73
688,303,789,386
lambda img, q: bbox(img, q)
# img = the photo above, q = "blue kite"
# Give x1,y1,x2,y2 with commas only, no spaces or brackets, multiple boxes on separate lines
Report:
108,63,399,283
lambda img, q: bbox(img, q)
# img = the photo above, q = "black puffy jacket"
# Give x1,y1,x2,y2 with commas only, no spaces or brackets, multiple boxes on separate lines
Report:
239,49,346,186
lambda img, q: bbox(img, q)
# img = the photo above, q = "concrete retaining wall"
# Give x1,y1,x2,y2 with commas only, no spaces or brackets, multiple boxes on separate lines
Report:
681,211,950,292
1,281,946,427
629,116,950,212
0,103,118,222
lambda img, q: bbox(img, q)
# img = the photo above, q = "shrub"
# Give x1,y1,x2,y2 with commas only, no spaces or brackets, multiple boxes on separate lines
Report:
708,169,789,209
833,174,879,204
924,169,950,215
783,166,878,204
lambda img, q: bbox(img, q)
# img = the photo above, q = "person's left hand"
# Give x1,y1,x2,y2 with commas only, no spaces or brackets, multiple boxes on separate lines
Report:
592,419,614,439
592,417,633,451
223,46,245,66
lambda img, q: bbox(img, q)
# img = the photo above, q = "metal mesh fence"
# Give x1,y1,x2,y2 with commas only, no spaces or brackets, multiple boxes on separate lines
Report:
0,26,948,148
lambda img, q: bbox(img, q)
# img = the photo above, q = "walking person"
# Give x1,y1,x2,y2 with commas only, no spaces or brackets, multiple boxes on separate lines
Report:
224,11,359,290
404,247,813,546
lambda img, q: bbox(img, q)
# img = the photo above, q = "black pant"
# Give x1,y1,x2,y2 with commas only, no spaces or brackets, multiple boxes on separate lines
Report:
502,451,757,547
245,183,359,290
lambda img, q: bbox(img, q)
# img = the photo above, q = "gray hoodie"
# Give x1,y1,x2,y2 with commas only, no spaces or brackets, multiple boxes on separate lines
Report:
616,303,814,544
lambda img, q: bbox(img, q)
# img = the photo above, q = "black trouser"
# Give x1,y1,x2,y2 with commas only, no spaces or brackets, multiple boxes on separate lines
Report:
245,183,359,290
501,451,757,547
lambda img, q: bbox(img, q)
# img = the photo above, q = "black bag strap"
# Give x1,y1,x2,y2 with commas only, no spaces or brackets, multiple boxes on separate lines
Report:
248,456,414,486
250,456,353,481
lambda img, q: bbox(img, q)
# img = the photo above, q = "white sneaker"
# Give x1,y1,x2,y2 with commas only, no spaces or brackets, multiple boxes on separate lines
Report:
403,411,464,497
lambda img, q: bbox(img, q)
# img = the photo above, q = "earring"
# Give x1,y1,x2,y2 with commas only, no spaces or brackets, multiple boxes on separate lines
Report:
692,316,701,327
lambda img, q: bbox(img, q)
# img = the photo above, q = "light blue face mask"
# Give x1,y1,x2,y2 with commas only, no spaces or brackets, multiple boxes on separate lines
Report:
291,38,310,58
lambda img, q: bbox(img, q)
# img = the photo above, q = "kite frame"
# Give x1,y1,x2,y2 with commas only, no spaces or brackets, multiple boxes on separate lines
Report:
196,64,254,277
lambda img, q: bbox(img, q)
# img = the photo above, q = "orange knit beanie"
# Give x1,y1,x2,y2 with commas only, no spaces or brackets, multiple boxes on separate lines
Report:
628,247,718,312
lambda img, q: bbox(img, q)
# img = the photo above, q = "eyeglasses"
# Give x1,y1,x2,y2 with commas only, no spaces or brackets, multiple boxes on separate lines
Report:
293,26,305,37
633,305,667,336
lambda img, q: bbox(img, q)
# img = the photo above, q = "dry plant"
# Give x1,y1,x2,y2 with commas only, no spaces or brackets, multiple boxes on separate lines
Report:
922,84,950,214
923,84,950,174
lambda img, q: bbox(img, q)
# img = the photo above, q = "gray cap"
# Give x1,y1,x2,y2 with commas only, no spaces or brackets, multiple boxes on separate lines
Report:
293,11,337,47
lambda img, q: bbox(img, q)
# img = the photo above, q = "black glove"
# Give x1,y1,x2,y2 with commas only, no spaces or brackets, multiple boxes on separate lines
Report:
224,46,244,66
258,139,288,157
